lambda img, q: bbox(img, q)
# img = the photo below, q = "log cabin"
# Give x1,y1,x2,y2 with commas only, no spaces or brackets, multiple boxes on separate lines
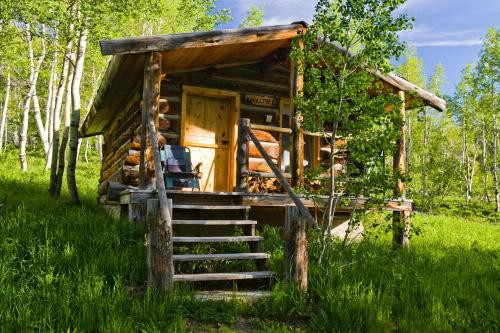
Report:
80,23,445,292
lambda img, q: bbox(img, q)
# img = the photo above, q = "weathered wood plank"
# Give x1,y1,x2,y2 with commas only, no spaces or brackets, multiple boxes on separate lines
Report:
393,90,410,251
236,118,250,192
173,253,269,261
173,271,272,282
100,24,306,55
284,205,307,291
173,236,263,243
146,198,173,293
244,122,318,229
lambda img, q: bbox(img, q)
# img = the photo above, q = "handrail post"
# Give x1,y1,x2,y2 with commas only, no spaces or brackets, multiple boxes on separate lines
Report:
236,118,250,192
241,119,318,230
144,51,173,292
285,205,307,291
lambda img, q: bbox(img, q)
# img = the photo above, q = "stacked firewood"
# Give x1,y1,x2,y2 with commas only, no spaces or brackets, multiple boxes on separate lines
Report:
248,176,284,193
246,129,283,193
122,134,166,186
248,129,280,173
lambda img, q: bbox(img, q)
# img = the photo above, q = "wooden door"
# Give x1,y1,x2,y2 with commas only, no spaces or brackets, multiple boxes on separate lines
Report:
183,94,232,192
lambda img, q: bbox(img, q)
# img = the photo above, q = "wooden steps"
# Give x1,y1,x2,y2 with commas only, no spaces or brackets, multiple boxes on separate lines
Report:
194,290,272,301
172,201,271,289
173,236,263,243
174,271,272,282
173,253,269,261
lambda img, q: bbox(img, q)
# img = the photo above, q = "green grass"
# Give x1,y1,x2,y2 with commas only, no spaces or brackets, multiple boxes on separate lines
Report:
0,152,499,332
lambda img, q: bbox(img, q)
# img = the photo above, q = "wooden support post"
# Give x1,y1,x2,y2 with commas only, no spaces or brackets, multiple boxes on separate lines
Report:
146,198,173,292
236,118,250,192
392,90,410,250
143,52,163,190
284,205,307,290
139,94,147,188
144,51,174,292
290,38,304,187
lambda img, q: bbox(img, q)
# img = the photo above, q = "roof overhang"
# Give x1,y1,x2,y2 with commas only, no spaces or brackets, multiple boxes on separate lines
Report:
81,22,445,137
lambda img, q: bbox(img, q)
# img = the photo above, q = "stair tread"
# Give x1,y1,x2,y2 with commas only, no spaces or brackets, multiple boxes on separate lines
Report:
172,219,256,225
173,271,272,281
194,290,272,301
173,236,263,242
173,253,269,261
172,204,249,210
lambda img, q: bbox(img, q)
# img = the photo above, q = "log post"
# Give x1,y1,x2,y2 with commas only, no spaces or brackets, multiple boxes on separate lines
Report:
284,205,308,291
236,118,250,192
144,51,174,291
392,90,410,250
290,38,304,187
146,198,173,292
139,96,147,188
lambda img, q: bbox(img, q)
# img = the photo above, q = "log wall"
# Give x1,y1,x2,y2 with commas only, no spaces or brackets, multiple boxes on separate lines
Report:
97,62,347,196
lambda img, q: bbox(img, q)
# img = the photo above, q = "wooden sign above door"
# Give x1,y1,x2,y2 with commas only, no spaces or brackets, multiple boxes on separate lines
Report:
244,94,277,108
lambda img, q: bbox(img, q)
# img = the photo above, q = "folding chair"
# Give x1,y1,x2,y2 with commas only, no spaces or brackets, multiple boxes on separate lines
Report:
159,145,201,190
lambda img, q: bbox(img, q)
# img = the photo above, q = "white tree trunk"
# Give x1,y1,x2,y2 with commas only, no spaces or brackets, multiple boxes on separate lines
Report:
422,107,429,197
84,138,89,162
67,27,88,204
492,115,499,212
482,114,490,202
55,55,74,197
44,47,58,166
97,135,103,162
48,51,71,191
45,54,56,143
19,95,31,172
0,73,11,151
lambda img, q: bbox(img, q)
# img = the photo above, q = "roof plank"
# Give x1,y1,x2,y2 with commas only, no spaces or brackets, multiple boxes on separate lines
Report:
100,24,306,56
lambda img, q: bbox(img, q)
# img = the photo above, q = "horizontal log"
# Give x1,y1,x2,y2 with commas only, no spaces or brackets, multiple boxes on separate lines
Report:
249,157,277,173
326,42,446,112
251,124,291,134
240,103,279,115
100,153,128,183
251,129,278,143
249,141,279,159
158,117,171,131
100,23,307,55
106,181,129,201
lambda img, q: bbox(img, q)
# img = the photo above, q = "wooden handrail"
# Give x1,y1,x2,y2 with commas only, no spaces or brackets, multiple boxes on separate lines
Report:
241,119,319,229
250,123,292,134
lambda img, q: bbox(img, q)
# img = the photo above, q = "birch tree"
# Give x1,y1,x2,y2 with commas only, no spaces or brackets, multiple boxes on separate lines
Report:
67,25,88,204
0,74,11,151
295,0,412,252
19,24,46,171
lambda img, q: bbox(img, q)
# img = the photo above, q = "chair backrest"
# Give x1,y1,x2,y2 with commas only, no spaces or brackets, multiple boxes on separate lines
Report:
160,145,193,174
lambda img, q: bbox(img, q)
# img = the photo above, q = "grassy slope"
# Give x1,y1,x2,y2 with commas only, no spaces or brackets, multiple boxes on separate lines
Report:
0,152,498,332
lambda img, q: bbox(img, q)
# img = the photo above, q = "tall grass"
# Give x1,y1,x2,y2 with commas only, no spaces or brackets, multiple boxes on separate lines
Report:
0,152,499,332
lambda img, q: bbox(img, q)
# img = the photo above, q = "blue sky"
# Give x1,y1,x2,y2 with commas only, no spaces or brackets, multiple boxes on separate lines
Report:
216,0,500,95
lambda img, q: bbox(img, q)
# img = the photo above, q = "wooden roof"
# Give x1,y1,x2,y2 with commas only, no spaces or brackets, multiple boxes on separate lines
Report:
81,23,445,137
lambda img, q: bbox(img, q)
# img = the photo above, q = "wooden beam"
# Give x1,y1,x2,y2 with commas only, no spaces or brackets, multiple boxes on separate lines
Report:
284,205,308,291
392,90,410,251
100,24,307,56
146,198,174,292
290,38,304,186
244,121,318,229
250,123,292,134
324,42,446,112
143,51,174,292
236,118,250,192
